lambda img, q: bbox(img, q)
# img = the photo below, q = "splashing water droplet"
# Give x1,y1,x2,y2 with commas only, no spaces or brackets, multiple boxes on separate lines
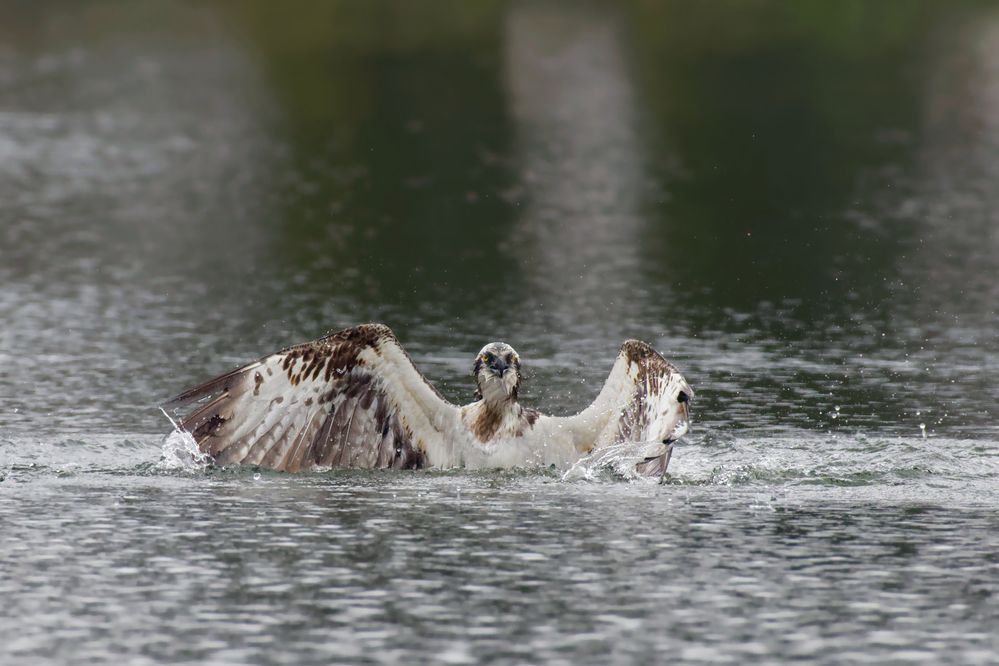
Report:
253,473,261,481
919,423,927,439
158,428,210,471
561,440,671,482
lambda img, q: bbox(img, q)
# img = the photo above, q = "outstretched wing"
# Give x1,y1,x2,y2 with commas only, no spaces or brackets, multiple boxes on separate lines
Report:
565,340,693,476
163,324,458,471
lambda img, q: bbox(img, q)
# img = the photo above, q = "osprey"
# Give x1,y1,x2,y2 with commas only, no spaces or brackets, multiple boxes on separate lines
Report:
164,324,693,477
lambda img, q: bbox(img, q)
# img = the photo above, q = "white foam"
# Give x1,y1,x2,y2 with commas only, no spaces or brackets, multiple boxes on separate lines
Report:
561,440,670,482
156,419,210,472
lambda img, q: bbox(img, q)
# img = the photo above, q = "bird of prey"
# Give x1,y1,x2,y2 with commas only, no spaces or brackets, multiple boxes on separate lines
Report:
164,324,693,477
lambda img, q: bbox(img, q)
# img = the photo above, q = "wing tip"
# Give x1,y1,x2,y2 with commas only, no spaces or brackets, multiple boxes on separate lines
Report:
162,360,262,407
619,339,688,380
161,383,211,408
322,323,397,345
619,339,662,362
165,324,399,409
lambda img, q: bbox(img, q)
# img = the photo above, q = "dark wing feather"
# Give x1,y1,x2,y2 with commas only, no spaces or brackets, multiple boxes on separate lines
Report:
164,324,454,471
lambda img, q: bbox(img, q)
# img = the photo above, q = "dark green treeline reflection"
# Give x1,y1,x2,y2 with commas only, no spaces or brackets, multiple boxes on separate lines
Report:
216,0,981,328
224,1,517,316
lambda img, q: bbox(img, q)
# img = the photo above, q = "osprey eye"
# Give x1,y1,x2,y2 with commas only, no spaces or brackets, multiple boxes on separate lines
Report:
482,352,493,362
677,391,689,404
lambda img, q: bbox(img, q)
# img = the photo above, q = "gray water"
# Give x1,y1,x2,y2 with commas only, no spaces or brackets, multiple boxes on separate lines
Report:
2,1,998,664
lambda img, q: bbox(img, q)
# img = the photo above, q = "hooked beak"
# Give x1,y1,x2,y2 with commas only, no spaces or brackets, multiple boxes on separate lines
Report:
489,358,509,377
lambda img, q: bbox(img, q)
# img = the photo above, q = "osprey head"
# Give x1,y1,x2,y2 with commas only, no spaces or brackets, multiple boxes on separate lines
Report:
473,342,521,403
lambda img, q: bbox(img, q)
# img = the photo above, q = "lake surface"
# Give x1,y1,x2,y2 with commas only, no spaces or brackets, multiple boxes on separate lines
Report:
2,1,998,663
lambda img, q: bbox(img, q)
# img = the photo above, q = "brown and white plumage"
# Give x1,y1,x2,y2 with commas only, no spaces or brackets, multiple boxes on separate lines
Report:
164,324,693,476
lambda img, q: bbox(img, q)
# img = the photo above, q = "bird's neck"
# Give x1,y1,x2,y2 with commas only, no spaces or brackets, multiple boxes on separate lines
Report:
477,375,518,406
468,394,523,442
481,388,519,418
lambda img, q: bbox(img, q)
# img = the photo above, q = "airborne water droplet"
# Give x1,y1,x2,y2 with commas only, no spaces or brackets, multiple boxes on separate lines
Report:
919,423,927,439
253,473,261,481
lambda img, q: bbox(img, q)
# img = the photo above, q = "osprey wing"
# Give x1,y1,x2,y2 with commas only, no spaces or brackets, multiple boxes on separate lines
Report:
564,340,693,476
163,324,457,471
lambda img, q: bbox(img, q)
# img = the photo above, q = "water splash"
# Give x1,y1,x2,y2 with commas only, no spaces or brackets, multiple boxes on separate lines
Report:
157,409,210,471
561,441,670,482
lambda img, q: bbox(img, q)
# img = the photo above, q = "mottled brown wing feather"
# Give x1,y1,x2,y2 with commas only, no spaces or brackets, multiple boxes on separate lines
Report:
163,324,452,471
608,340,692,477
612,342,681,441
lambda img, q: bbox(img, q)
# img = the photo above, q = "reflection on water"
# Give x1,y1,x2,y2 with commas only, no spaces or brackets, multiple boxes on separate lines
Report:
504,2,651,332
912,6,999,321
2,1,999,663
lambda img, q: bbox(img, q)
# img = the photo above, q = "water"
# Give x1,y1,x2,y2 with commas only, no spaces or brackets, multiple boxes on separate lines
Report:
2,1,998,663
